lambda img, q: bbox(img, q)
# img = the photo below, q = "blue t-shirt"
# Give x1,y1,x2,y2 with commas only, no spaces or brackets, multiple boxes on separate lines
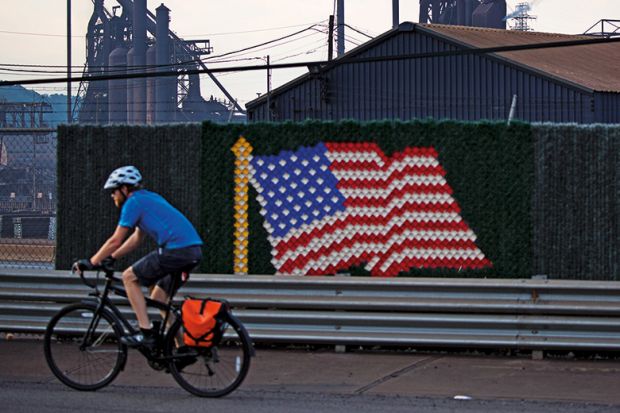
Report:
118,190,203,249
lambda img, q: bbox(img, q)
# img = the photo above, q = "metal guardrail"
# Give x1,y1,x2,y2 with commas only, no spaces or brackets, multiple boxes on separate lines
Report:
1,269,619,351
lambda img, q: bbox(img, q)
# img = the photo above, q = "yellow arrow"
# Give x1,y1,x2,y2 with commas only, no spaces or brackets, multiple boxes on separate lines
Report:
231,136,253,275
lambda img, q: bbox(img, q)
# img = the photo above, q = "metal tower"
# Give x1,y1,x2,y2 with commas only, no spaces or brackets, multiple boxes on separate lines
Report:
508,2,536,31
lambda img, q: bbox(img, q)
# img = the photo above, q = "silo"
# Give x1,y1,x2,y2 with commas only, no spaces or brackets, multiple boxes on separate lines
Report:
127,46,136,123
146,44,157,123
108,46,128,123
472,0,507,29
457,0,467,25
465,0,477,26
156,4,174,123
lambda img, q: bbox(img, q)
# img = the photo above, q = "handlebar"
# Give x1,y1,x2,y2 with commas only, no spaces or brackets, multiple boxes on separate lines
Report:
73,263,118,289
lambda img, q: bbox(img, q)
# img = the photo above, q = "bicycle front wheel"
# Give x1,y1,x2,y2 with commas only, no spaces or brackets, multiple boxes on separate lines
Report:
166,312,252,397
43,303,127,391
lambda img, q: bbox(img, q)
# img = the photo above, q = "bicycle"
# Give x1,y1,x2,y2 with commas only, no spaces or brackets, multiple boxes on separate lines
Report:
43,264,254,397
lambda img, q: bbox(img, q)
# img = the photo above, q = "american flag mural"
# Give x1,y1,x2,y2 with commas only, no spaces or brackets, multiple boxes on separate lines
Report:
248,142,492,276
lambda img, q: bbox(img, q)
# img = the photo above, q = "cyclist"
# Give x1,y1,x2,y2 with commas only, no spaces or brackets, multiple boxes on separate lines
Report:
73,165,203,348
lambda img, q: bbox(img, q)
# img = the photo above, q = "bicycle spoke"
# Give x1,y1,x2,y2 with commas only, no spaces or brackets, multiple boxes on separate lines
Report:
44,304,126,391
166,313,252,397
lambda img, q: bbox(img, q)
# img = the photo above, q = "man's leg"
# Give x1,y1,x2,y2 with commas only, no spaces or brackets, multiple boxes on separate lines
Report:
122,266,151,329
150,285,174,324
150,285,169,304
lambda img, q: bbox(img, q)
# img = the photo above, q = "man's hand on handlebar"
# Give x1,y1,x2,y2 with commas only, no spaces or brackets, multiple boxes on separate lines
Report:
101,255,116,271
72,258,94,274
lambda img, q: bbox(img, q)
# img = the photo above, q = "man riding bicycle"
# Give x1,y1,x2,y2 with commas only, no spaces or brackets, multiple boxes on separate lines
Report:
73,165,203,348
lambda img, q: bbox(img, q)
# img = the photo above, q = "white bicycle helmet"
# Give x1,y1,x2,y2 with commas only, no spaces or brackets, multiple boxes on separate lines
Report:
104,166,142,190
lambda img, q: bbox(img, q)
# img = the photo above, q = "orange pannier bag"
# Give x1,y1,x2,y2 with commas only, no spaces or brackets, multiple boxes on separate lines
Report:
181,298,226,347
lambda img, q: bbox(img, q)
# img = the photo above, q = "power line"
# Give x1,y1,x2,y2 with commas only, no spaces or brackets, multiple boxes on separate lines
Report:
0,20,328,39
0,24,326,75
2,36,619,88
343,24,374,39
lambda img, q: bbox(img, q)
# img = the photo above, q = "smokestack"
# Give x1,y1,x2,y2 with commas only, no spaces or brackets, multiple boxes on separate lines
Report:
156,4,173,123
337,0,345,56
392,0,399,29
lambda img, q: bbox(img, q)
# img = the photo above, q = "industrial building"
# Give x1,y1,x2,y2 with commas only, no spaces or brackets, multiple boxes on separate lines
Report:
246,22,620,124
77,0,244,124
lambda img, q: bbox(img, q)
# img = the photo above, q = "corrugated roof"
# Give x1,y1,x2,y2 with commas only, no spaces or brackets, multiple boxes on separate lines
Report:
420,24,620,93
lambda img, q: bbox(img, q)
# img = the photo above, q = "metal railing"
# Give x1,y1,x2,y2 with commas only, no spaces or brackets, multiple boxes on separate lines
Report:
1,269,619,351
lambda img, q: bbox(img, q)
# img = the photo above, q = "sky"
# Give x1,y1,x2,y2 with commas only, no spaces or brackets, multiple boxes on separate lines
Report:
0,0,619,108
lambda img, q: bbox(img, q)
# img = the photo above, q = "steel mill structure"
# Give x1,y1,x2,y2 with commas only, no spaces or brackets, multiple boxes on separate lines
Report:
75,0,245,124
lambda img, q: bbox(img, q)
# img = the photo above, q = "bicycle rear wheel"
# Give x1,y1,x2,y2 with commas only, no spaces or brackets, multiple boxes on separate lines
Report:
43,303,127,391
166,312,252,397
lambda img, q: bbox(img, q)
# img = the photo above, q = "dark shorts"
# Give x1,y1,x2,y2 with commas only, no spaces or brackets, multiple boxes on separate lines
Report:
132,245,202,295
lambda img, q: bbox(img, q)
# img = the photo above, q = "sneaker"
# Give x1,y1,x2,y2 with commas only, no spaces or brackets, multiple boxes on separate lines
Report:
120,332,156,349
174,347,198,371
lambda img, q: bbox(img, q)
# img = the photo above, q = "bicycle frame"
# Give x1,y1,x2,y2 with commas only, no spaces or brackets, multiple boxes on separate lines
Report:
79,269,183,365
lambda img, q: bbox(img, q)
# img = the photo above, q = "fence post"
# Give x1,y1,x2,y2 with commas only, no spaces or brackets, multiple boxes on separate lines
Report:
48,217,57,241
13,217,22,239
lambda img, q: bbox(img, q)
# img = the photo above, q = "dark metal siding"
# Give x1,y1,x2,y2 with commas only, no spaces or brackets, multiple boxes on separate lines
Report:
594,93,620,123
250,30,603,124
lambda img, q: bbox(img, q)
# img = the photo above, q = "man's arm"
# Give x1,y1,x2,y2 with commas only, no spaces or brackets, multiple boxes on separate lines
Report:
89,225,132,265
109,227,146,260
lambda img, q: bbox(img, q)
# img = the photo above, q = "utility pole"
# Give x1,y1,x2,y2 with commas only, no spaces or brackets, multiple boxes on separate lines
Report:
328,15,334,61
337,0,345,56
266,55,271,121
392,0,399,29
67,0,72,123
